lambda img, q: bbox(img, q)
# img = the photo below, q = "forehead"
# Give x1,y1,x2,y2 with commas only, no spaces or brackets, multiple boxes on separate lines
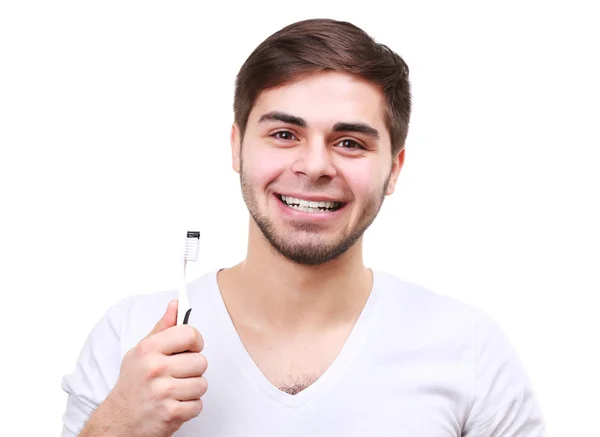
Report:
249,71,388,134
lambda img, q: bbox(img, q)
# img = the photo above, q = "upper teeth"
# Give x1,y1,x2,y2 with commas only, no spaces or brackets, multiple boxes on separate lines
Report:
281,195,340,209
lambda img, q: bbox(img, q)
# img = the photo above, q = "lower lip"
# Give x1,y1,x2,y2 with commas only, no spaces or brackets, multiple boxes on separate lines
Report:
274,194,347,221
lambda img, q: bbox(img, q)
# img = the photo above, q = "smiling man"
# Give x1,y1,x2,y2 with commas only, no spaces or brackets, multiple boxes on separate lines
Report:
236,73,397,268
62,18,547,437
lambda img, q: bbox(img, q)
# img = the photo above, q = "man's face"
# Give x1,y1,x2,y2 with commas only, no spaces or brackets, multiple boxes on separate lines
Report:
231,71,404,266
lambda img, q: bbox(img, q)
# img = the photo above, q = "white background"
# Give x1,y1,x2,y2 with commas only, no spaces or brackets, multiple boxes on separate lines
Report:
1,1,598,435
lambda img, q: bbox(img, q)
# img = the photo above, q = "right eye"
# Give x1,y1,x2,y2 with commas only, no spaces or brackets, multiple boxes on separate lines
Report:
271,131,297,141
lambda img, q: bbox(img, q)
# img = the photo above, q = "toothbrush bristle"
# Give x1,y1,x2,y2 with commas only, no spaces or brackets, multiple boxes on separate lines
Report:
184,231,200,262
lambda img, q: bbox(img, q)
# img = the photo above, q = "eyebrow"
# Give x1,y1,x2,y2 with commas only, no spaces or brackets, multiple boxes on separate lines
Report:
333,122,380,140
258,111,306,127
257,111,380,140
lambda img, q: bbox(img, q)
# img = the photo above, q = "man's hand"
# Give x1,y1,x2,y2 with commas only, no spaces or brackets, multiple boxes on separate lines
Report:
83,299,208,437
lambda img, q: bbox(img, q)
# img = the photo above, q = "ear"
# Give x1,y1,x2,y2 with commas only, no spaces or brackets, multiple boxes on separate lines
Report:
386,148,405,195
231,123,242,174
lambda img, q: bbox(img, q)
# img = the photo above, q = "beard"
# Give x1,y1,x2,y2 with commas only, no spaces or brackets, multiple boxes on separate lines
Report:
239,161,390,266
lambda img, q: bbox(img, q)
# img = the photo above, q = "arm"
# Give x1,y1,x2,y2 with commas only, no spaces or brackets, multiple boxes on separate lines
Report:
61,298,206,437
76,396,128,437
462,313,548,436
60,299,130,437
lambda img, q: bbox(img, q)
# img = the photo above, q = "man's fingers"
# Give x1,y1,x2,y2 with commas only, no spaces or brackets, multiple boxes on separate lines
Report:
167,352,208,378
170,376,208,401
173,399,204,423
147,325,204,355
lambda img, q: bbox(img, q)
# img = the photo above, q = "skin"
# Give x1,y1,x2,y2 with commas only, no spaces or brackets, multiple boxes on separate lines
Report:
218,70,405,389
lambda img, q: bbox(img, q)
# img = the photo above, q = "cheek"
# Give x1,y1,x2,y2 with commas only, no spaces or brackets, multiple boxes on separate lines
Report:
243,147,288,183
338,160,378,198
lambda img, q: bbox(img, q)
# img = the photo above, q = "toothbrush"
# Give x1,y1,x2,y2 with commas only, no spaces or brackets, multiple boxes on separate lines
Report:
177,230,200,325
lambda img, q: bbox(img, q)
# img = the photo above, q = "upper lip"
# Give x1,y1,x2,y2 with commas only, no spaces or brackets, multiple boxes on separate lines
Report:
277,193,346,203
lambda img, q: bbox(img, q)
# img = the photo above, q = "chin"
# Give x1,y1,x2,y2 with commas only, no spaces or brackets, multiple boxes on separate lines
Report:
256,217,363,266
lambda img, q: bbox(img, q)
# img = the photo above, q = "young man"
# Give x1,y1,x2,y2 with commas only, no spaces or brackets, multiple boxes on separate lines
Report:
62,18,547,436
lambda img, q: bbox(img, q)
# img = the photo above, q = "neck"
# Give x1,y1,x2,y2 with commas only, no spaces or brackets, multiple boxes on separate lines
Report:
220,221,373,331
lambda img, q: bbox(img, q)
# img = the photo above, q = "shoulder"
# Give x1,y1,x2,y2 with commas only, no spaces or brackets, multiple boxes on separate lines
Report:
370,270,516,362
371,272,547,433
372,270,495,329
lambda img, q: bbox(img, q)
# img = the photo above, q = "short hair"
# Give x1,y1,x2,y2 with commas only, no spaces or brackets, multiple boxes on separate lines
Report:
233,18,412,155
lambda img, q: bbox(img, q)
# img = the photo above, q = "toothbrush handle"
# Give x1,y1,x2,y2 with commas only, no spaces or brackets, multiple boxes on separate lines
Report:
178,260,192,325
182,308,192,324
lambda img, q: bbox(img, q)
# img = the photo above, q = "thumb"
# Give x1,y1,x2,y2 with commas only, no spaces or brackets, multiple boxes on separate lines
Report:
147,299,178,337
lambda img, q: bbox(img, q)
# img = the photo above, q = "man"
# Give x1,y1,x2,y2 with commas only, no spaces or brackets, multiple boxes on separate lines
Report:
61,18,547,436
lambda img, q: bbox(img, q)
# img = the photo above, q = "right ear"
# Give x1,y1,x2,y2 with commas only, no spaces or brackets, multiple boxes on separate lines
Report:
231,123,241,174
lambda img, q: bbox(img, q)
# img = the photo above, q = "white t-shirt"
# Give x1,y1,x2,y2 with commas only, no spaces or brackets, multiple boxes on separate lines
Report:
61,270,547,436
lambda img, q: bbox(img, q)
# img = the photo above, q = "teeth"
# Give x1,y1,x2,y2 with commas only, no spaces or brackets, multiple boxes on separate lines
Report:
281,195,341,212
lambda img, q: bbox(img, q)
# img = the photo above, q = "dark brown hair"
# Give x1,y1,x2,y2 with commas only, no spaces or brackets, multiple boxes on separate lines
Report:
233,18,412,155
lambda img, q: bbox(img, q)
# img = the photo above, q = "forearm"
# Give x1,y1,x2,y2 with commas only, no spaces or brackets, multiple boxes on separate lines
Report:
78,397,131,437
78,394,178,437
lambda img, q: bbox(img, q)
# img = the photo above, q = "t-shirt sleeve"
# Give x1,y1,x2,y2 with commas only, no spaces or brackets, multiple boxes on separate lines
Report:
60,297,132,437
463,312,548,436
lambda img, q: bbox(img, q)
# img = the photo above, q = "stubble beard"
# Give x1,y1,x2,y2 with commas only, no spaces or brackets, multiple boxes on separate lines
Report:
239,161,390,266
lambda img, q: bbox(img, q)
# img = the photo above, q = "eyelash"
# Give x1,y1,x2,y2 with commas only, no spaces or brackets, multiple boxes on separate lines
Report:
270,131,365,150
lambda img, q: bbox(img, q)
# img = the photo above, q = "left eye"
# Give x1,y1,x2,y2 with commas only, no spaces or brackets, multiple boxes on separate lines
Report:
337,139,363,149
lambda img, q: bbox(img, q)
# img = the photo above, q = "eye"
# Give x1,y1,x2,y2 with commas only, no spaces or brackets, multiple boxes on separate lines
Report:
271,131,297,141
336,139,364,150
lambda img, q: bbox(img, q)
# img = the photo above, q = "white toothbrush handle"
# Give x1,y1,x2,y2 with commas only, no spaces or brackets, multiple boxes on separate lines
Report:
177,259,192,325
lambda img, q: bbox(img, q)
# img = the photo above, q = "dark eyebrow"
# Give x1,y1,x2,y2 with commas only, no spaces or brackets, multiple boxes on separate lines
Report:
257,111,307,128
257,111,379,140
333,122,380,140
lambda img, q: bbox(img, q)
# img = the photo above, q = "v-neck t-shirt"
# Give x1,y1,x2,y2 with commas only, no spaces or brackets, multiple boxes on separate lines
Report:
61,270,547,436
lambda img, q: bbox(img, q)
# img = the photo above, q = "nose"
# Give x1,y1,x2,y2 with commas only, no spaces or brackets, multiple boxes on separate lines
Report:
291,138,337,181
